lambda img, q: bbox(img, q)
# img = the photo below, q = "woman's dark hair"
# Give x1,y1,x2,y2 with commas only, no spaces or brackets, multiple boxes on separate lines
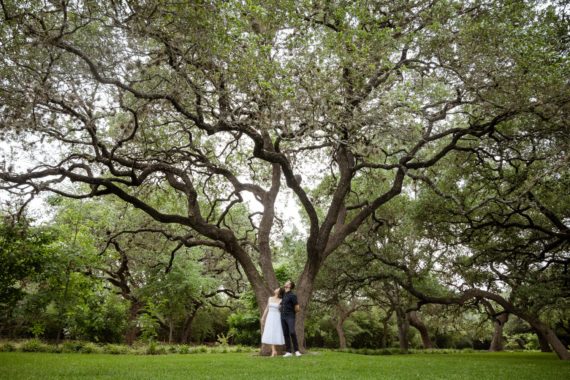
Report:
278,288,285,298
288,281,295,290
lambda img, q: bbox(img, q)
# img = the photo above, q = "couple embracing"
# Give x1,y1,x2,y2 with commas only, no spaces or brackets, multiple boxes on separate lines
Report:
261,280,302,357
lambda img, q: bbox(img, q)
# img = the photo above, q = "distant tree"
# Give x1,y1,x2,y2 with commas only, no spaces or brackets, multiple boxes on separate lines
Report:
313,258,371,349
481,299,509,352
0,217,55,338
405,101,570,359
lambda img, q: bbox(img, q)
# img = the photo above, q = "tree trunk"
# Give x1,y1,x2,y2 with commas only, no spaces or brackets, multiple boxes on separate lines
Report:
528,319,569,360
168,319,174,344
239,261,271,355
125,301,143,345
56,265,72,345
395,307,409,353
257,162,281,291
294,298,308,352
332,302,362,350
180,309,199,344
335,324,346,350
381,308,394,349
293,262,319,352
533,327,553,353
381,319,389,349
489,313,509,352
335,320,347,349
407,310,433,349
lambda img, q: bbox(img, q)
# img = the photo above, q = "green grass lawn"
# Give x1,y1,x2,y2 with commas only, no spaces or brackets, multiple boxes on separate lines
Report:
0,351,568,380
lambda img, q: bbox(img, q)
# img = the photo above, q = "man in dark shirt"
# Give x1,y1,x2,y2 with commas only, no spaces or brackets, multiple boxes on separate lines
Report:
281,280,301,357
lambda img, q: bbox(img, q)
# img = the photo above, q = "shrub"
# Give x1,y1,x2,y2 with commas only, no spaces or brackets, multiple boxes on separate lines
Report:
63,341,86,353
227,312,260,346
146,341,167,355
216,332,233,346
504,333,538,351
30,323,46,339
47,345,63,354
137,313,159,343
4,340,257,356
102,344,128,355
167,345,179,354
80,342,101,354
0,343,16,352
434,333,454,349
454,337,473,350
20,339,49,353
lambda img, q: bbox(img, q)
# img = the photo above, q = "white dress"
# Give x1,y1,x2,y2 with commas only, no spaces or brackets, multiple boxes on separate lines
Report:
261,301,285,345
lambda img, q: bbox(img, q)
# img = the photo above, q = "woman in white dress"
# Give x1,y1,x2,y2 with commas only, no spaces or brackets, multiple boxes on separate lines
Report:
261,287,285,357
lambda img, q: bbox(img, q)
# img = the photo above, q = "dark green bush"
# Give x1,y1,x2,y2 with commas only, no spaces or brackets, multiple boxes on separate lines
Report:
227,312,260,346
20,339,49,352
0,342,16,352
63,341,86,353
102,344,128,355
146,341,167,355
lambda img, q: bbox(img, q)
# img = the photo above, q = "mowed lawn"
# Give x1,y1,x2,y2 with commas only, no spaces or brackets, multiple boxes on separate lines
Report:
0,351,568,380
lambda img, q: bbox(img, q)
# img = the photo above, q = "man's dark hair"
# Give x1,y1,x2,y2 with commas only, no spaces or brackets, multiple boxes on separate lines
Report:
288,280,295,290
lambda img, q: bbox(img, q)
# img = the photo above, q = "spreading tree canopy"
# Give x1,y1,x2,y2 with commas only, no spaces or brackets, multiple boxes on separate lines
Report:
1,0,568,347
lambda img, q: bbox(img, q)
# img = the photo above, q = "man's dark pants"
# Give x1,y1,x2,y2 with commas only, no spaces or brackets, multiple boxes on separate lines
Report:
281,316,299,353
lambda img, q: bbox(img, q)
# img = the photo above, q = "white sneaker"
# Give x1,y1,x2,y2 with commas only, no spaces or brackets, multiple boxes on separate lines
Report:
295,351,302,357
283,352,292,357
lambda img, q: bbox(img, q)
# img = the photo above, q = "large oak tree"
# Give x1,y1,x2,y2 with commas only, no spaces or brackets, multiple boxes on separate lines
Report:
1,0,567,348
